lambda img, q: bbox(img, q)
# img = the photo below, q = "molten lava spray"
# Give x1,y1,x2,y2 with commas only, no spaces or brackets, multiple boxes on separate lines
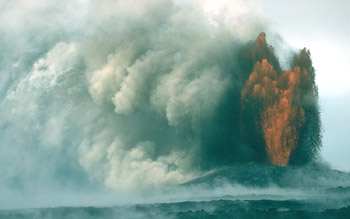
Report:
241,33,320,166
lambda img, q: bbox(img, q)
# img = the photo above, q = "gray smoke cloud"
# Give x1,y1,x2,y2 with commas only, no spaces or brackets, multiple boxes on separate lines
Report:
0,0,294,201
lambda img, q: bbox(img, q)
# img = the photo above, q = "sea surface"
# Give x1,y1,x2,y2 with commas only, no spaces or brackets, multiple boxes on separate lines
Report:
2,164,350,219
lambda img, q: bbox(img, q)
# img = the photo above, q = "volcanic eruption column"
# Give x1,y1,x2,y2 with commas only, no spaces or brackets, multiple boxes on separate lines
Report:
240,33,321,166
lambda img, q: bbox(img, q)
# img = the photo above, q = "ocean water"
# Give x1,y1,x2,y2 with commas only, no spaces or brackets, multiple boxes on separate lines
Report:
1,200,350,219
2,164,350,219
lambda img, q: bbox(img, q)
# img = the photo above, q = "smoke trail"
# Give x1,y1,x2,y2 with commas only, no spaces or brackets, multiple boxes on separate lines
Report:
0,0,321,195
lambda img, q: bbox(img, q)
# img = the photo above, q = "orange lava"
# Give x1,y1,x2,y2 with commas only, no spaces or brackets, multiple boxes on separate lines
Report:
261,67,306,166
241,57,310,166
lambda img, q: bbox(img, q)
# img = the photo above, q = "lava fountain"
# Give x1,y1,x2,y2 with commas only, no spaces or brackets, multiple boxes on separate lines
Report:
241,33,320,166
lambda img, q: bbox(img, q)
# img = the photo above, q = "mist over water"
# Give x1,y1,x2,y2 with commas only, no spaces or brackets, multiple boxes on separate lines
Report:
0,0,333,214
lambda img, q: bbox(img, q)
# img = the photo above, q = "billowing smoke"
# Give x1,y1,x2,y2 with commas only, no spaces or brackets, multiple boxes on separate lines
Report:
0,0,321,196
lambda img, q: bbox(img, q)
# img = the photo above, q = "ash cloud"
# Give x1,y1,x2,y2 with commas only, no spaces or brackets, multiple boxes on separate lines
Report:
0,0,321,203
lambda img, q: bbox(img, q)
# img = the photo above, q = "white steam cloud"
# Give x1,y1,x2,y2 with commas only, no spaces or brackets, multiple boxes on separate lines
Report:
0,0,275,196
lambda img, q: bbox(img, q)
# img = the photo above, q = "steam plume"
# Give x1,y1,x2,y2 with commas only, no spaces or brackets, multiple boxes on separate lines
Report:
0,0,322,195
